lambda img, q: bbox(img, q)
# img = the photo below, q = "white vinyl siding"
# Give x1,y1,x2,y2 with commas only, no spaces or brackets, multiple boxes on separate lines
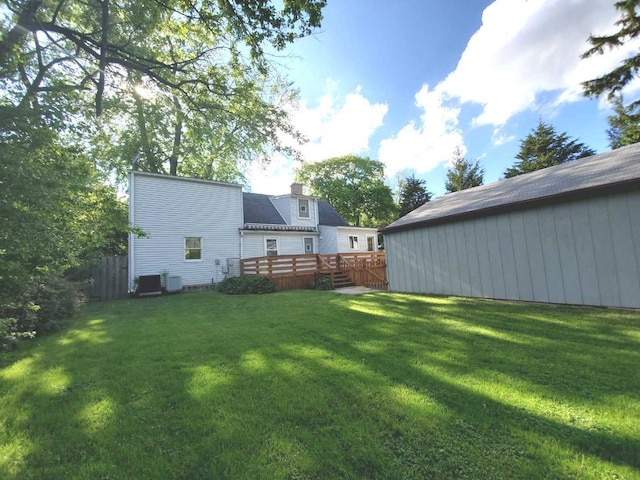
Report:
336,227,378,253
130,172,243,287
271,195,317,228
242,232,319,258
319,225,338,254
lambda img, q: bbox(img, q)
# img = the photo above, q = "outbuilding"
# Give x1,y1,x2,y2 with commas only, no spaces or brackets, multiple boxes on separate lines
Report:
382,143,640,309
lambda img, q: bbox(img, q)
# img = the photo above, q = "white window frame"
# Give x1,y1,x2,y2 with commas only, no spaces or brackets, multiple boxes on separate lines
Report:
348,235,359,250
303,237,314,254
366,235,375,252
265,237,279,256
184,237,202,261
298,198,310,219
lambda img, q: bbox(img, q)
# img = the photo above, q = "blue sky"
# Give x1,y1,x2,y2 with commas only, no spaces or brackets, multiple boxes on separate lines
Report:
247,0,640,197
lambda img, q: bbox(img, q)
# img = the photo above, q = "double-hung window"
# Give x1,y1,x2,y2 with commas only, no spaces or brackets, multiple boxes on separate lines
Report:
266,238,278,256
298,199,310,218
367,235,375,252
349,235,359,250
185,237,202,260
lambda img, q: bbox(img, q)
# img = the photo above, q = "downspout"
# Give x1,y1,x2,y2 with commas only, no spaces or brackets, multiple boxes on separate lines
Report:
314,197,320,253
128,170,135,291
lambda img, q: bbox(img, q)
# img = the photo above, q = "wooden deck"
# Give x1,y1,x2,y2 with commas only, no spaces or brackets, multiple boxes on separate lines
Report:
239,252,387,291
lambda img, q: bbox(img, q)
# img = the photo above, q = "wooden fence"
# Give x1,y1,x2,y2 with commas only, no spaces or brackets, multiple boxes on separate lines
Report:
89,255,128,300
240,252,387,291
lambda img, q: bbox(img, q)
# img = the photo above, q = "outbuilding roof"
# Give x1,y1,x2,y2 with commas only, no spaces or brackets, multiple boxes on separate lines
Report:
383,142,640,234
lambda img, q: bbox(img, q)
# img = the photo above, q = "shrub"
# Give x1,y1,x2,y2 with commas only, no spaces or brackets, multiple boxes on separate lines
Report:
31,276,83,332
218,276,276,295
312,276,334,290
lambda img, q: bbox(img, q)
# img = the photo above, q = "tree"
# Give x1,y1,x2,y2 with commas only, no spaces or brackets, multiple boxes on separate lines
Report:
445,146,484,193
606,95,640,149
398,175,432,218
295,156,397,227
582,1,640,101
503,121,596,178
1,0,326,180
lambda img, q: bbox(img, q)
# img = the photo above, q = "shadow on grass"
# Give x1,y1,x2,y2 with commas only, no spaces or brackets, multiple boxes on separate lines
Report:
0,290,639,479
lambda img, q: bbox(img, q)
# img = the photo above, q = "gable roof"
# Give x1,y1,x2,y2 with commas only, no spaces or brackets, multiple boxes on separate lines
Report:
318,200,349,226
383,142,640,234
242,193,286,225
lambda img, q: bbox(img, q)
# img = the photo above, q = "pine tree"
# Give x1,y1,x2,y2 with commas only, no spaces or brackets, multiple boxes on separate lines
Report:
606,96,640,149
582,1,640,100
504,121,595,178
398,175,432,218
445,146,484,193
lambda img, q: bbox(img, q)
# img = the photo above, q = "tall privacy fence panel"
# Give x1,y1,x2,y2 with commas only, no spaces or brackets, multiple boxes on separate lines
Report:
89,255,128,300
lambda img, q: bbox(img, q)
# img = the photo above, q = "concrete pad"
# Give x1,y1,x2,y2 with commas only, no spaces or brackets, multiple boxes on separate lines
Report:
333,286,380,295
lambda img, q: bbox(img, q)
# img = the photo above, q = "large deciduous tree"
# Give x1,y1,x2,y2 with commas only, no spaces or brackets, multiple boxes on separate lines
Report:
503,121,596,178
295,156,397,227
1,0,325,179
398,175,431,218
445,146,484,193
606,95,640,148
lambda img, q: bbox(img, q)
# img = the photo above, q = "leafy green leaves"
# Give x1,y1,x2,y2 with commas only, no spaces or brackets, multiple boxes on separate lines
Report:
295,155,397,227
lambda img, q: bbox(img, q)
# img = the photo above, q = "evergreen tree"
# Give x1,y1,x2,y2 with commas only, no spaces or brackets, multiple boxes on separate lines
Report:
582,1,640,100
606,96,640,149
398,175,432,218
504,121,596,178
445,147,484,193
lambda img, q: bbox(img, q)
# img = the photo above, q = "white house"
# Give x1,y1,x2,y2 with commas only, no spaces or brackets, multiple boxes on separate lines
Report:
129,172,378,290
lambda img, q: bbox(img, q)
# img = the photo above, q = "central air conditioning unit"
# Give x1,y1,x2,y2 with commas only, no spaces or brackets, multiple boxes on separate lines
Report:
166,275,182,293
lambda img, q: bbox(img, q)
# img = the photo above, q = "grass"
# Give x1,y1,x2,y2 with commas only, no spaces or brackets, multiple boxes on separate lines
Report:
1,290,639,479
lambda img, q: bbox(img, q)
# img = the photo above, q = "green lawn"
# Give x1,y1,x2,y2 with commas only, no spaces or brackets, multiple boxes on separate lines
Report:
1,290,639,479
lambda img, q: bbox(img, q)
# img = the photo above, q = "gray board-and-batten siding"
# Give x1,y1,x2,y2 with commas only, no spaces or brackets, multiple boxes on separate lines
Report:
383,143,640,309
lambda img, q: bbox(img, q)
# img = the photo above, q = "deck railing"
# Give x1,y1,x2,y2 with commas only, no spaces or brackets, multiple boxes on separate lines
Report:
240,252,387,290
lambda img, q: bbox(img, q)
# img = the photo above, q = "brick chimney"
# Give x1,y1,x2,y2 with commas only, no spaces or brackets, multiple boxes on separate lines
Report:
290,183,303,196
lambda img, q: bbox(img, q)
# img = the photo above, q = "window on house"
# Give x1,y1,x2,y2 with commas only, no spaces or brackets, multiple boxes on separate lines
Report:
367,235,375,252
185,237,202,260
304,237,313,253
266,238,278,256
298,199,310,218
349,235,359,250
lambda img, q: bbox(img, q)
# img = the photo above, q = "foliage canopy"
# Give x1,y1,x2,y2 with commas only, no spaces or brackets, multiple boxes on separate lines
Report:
445,147,484,193
398,175,432,218
503,121,595,178
295,155,397,227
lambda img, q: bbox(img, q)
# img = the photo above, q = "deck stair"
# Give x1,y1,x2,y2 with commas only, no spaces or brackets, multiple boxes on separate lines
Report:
319,270,355,288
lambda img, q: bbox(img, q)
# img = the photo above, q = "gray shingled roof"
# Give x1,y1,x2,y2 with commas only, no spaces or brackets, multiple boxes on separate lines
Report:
318,200,349,226
242,193,286,225
384,142,640,233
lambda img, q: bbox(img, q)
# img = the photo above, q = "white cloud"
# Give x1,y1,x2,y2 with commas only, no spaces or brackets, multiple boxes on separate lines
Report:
443,0,640,126
378,84,464,175
379,0,640,176
246,81,388,194
295,82,388,161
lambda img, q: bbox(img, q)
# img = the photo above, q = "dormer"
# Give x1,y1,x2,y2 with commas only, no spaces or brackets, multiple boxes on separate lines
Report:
269,184,318,227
